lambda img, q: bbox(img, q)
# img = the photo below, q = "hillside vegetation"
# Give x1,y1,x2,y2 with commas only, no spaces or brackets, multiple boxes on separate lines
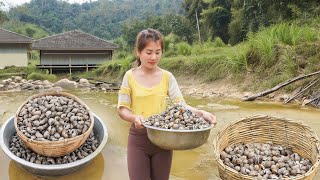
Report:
0,0,320,93
91,19,320,92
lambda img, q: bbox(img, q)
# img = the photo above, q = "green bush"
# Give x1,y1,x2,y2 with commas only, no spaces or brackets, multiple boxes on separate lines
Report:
114,50,130,60
176,42,192,56
164,49,177,57
213,37,226,47
0,65,39,75
164,33,181,51
27,72,57,81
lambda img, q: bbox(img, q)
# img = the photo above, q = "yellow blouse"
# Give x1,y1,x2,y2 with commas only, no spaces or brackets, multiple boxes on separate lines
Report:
117,69,184,118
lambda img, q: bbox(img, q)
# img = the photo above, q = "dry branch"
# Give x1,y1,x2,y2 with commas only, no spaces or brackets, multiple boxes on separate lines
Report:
283,78,320,104
242,70,320,101
302,93,320,106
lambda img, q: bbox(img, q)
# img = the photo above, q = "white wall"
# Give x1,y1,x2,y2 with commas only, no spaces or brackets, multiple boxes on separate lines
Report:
0,44,29,69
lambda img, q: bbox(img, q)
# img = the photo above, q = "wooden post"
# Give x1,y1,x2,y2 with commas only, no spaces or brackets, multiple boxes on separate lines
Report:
50,67,52,74
195,10,201,43
86,57,89,72
69,56,72,77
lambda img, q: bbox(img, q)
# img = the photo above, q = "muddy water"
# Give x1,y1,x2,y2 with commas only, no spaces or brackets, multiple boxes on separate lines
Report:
0,91,319,180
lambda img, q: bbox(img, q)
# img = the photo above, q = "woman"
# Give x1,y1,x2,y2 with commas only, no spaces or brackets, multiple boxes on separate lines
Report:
117,28,217,180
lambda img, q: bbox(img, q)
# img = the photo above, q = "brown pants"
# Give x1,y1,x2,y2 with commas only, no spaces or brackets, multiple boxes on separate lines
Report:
127,125,172,180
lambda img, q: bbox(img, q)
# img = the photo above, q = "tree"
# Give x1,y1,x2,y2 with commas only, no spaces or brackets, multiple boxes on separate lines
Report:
0,11,9,25
121,18,146,48
25,27,36,37
182,0,208,25
169,15,194,44
202,6,231,43
0,1,9,24
9,0,183,40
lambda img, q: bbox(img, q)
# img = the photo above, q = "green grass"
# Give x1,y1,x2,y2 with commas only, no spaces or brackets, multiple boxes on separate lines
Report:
247,22,319,70
27,72,57,81
0,65,39,75
104,19,320,91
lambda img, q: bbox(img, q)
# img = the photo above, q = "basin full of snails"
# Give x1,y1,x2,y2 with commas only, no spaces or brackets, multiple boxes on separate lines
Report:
143,104,210,130
142,104,214,150
9,132,99,165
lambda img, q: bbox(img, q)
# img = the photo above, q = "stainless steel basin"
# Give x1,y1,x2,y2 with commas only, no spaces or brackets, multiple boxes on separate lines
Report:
0,114,108,176
144,124,214,150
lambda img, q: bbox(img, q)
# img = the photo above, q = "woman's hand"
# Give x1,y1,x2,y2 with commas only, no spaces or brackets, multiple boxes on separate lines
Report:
133,115,145,129
201,110,217,125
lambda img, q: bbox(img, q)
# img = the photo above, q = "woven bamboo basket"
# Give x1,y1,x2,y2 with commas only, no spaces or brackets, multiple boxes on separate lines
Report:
214,115,320,180
14,91,94,157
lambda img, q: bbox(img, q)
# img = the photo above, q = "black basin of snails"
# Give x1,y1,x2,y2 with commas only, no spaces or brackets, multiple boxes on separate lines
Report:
9,132,99,165
220,142,313,179
1,114,108,176
143,104,210,130
14,92,94,157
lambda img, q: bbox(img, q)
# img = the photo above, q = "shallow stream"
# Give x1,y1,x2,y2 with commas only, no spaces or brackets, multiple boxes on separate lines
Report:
0,91,319,179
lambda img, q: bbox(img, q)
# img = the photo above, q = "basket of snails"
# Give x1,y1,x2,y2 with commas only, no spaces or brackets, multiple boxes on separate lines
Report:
214,115,320,180
14,91,94,157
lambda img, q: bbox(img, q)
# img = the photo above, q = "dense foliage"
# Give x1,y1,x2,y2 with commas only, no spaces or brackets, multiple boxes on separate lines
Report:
2,0,320,45
1,0,320,91
7,0,182,40
183,0,320,44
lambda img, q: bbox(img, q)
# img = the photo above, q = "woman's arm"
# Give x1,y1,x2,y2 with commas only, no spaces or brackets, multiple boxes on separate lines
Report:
118,107,144,129
117,71,144,129
185,104,217,125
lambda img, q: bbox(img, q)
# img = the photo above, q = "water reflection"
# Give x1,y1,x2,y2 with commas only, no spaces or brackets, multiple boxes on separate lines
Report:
9,153,104,180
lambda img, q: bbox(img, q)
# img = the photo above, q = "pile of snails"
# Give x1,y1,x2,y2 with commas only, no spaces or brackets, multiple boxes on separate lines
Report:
16,95,91,141
9,132,99,164
220,142,313,179
143,104,210,130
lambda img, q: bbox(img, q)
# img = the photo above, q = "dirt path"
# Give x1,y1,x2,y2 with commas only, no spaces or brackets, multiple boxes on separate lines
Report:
177,76,248,99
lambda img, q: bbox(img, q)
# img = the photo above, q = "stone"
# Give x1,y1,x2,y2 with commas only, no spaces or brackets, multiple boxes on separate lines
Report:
54,79,77,89
79,78,89,84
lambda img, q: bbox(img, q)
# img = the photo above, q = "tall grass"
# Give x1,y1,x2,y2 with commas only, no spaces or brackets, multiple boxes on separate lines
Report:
90,55,135,81
176,42,192,56
0,65,39,75
110,21,319,86
27,72,57,81
247,22,319,70
191,37,226,55
161,46,243,81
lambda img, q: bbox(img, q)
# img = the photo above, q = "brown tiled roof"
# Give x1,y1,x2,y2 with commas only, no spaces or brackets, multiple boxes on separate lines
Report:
0,28,33,43
32,30,119,50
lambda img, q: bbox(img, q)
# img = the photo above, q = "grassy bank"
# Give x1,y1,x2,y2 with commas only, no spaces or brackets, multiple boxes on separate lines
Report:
1,18,320,93
0,65,57,82
91,18,320,92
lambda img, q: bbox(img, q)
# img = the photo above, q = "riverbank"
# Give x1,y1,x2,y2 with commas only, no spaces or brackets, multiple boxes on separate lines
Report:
177,75,276,101
177,75,244,99
0,76,120,93
0,74,310,107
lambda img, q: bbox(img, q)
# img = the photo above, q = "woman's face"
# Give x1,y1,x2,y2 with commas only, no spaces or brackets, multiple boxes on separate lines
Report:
137,40,162,69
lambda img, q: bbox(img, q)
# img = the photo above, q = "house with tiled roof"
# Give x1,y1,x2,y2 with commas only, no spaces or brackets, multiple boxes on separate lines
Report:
0,28,33,69
32,30,119,73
